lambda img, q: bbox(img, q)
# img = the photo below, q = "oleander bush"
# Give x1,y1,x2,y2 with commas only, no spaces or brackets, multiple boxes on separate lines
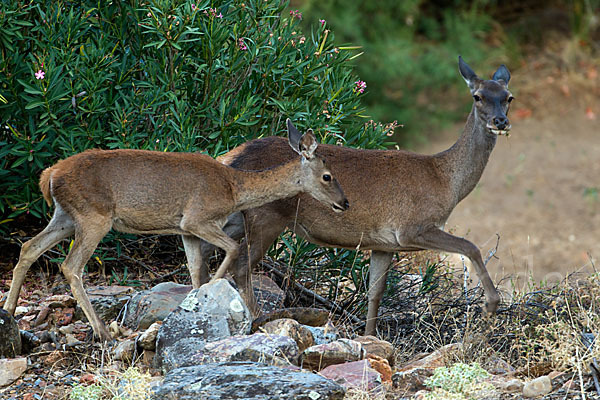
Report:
0,0,394,230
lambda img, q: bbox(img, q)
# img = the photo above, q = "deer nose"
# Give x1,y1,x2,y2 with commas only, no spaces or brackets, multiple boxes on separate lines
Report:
493,116,509,130
343,199,350,210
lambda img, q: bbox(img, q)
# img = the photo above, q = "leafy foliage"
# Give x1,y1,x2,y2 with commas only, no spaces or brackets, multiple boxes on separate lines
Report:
0,0,393,231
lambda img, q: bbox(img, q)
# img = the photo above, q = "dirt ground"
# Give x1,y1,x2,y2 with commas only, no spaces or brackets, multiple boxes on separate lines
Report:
420,48,600,296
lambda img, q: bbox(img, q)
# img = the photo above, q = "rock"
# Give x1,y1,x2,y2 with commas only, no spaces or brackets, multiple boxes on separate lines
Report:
190,333,299,366
151,361,346,400
302,339,365,371
0,357,28,387
485,357,516,375
155,279,252,371
392,367,433,392
138,322,162,351
489,377,524,393
261,318,314,352
319,359,384,392
123,282,192,330
113,339,136,362
367,354,392,383
398,343,463,372
14,306,29,316
304,322,339,346
354,335,395,366
19,330,40,354
75,285,134,323
561,379,576,391
251,307,331,332
251,274,285,313
40,294,76,309
523,375,552,398
0,308,21,357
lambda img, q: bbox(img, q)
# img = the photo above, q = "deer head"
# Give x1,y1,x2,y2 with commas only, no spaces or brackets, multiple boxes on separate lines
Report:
459,56,514,136
286,118,349,212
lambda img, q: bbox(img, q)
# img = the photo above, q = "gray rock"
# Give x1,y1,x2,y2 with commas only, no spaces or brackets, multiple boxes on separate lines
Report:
113,339,136,362
75,285,134,323
0,357,28,387
190,333,299,366
123,282,192,330
392,367,433,392
151,361,345,400
155,279,252,371
251,275,285,313
304,322,339,346
523,375,552,398
0,309,21,357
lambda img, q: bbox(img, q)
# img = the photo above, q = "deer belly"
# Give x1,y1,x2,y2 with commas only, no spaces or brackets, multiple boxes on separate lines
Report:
112,213,184,235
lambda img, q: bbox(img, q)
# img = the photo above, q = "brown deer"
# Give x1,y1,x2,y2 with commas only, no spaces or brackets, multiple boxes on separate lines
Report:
3,120,349,341
199,57,512,335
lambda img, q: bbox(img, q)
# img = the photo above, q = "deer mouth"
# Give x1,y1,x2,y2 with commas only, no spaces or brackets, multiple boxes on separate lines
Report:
486,124,511,136
331,200,349,213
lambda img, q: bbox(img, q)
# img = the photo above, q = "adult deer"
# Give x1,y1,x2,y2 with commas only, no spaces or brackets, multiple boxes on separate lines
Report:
201,57,512,335
3,120,349,341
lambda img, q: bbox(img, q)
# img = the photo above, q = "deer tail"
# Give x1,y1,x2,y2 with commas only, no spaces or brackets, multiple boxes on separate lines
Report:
39,167,54,206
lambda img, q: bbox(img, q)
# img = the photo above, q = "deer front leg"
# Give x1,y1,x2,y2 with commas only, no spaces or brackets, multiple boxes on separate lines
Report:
412,227,500,314
365,251,393,336
4,207,74,314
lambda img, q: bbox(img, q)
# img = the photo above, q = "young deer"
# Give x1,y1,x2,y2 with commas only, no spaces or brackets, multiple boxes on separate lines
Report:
3,120,349,341
199,57,513,335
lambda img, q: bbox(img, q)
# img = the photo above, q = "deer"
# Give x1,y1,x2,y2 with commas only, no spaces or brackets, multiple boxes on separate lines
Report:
196,56,513,335
2,119,350,341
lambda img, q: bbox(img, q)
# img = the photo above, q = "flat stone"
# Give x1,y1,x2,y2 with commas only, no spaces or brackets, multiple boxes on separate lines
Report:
75,285,134,323
123,282,192,330
0,308,21,357
261,318,314,352
523,375,552,398
190,333,299,366
397,343,463,372
319,359,384,392
251,307,331,332
304,322,339,346
112,339,136,362
0,357,28,387
392,367,433,392
302,339,365,371
151,361,345,400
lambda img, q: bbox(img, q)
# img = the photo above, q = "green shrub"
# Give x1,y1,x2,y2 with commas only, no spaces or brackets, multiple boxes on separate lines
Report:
0,0,394,231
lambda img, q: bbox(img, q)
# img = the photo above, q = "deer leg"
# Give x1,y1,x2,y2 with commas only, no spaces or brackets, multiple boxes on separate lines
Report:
231,209,289,316
60,219,112,341
365,251,393,336
411,227,500,314
4,205,75,314
182,235,207,288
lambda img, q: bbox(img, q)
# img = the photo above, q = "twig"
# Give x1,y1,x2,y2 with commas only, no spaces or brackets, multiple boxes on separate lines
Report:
150,265,187,284
259,259,362,325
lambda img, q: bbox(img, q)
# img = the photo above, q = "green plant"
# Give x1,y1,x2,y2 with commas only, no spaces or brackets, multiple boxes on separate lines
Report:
424,362,493,400
0,0,393,234
70,383,103,400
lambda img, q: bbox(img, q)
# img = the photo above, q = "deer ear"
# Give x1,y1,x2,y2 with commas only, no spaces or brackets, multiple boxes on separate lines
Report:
287,119,303,153
458,56,478,92
492,64,510,86
298,129,318,160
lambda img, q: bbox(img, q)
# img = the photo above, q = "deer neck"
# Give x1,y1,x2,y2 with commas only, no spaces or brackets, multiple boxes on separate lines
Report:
231,159,304,211
437,106,497,203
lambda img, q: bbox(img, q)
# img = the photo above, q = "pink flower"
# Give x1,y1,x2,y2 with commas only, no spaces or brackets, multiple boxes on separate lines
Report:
289,10,302,20
35,69,45,80
191,4,196,10
354,80,367,94
319,19,326,27
237,38,248,51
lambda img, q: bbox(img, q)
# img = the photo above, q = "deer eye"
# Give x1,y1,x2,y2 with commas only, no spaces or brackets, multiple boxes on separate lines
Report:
322,173,332,182
473,94,482,102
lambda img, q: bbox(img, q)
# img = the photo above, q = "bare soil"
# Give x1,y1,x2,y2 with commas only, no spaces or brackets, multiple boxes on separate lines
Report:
420,47,600,295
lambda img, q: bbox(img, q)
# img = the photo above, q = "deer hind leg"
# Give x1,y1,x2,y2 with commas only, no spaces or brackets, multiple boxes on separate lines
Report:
411,227,500,314
365,251,393,336
60,216,112,341
4,204,75,315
